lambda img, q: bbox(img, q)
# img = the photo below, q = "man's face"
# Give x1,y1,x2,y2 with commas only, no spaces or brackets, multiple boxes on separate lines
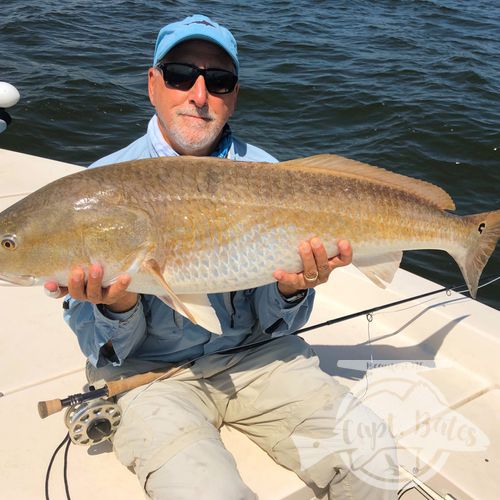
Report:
148,40,239,156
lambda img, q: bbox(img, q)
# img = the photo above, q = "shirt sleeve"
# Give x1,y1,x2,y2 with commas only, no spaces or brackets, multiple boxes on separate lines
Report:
253,283,315,337
63,296,147,367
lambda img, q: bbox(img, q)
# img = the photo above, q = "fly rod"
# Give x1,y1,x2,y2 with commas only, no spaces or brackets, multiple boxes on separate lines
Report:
37,274,498,419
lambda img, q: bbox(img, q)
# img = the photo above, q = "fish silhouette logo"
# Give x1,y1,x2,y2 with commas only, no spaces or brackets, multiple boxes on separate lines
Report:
187,20,214,28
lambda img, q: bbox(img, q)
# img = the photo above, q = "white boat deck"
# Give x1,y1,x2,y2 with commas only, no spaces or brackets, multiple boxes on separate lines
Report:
0,148,499,499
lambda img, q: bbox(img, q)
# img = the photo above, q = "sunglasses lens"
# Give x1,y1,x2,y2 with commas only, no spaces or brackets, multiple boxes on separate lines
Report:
162,64,197,90
159,63,237,94
205,70,238,94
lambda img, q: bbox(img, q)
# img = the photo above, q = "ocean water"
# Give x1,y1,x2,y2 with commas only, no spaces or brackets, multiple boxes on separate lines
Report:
1,0,499,309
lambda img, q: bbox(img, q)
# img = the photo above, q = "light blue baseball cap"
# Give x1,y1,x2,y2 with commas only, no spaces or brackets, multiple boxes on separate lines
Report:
153,15,239,74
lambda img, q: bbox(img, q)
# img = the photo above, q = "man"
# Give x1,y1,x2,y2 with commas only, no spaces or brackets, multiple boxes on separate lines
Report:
45,15,397,499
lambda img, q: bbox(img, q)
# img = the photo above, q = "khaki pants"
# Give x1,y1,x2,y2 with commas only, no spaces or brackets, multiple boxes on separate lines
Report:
87,336,398,500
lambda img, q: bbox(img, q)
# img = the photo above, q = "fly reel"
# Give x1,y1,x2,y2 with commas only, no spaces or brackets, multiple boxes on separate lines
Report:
65,397,121,446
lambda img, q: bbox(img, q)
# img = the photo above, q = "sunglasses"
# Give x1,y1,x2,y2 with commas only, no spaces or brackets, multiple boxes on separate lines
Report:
156,62,238,95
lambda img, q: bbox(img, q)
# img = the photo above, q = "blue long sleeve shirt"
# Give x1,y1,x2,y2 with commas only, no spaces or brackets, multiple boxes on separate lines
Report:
64,116,315,367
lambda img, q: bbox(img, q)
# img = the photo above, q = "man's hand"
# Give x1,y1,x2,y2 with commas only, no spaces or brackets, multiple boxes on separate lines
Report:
273,238,352,298
44,264,138,313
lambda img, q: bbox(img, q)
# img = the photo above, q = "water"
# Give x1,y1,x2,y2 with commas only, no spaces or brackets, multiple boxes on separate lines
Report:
1,0,499,309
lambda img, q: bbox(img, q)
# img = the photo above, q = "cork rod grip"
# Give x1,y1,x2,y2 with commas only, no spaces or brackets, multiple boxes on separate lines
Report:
38,399,63,419
36,364,188,419
106,365,187,397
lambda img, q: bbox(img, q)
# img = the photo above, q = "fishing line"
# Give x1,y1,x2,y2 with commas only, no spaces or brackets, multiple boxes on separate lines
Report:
296,284,458,335
63,434,72,500
365,277,496,330
358,313,374,401
373,276,499,319
476,274,500,289
368,291,459,319
349,274,499,406
45,432,71,500
295,273,498,336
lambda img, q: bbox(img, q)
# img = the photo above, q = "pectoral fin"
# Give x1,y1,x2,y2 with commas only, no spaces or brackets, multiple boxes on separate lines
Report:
352,251,403,288
178,293,223,335
141,259,223,335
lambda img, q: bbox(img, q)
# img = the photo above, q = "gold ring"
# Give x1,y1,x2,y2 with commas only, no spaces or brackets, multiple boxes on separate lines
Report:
304,271,319,283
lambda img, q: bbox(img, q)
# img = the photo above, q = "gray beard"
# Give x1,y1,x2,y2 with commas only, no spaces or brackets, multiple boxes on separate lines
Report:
159,114,222,155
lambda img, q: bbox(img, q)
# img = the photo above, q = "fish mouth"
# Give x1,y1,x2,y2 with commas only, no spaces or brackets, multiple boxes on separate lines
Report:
0,273,37,286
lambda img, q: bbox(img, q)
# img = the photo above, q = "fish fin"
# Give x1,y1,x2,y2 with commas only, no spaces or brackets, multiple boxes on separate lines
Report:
281,154,455,210
179,294,223,335
352,251,403,288
142,259,223,334
449,210,500,298
156,294,223,336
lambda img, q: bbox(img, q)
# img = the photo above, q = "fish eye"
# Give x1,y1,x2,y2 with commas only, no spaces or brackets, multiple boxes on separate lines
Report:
1,235,17,250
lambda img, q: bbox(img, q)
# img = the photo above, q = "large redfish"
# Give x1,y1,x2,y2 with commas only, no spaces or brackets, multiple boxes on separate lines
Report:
0,154,498,333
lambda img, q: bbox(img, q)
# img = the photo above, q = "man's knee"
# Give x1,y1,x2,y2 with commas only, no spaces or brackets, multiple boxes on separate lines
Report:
292,426,398,500
272,390,399,496
111,381,221,480
144,439,256,500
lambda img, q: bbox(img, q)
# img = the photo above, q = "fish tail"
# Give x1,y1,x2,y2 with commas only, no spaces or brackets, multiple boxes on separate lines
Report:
451,210,500,298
